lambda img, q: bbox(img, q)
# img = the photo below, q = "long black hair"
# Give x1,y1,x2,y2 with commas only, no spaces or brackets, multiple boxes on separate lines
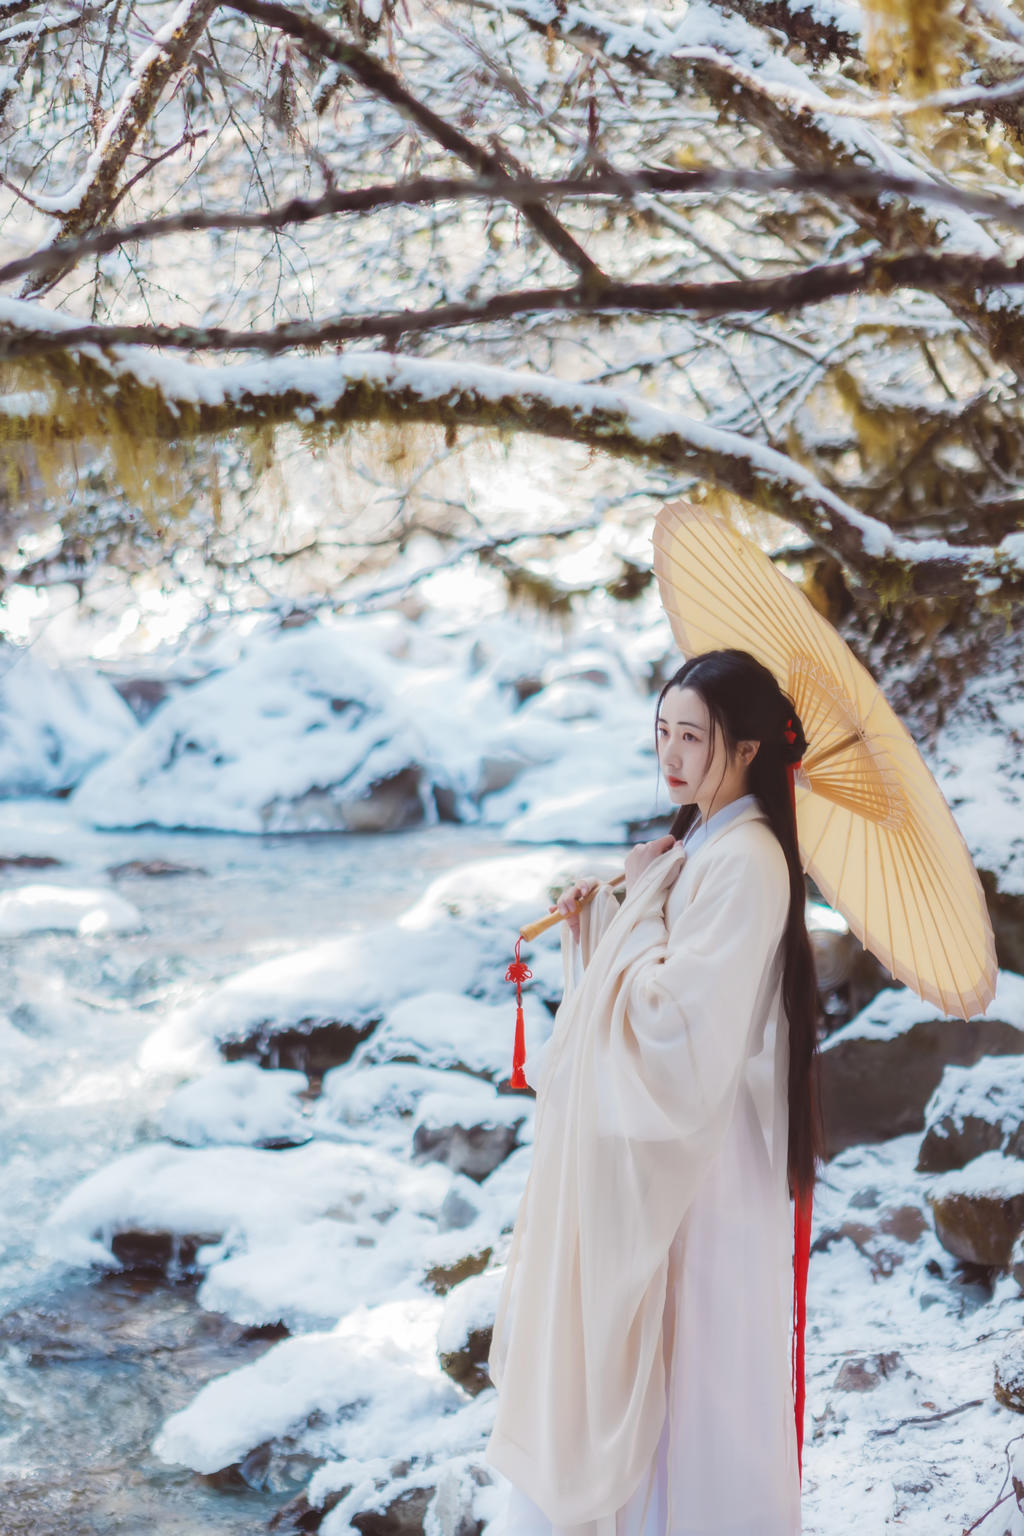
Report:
655,648,823,1202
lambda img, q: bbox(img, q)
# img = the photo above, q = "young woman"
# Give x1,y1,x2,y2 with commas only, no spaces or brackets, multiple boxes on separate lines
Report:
486,648,822,1536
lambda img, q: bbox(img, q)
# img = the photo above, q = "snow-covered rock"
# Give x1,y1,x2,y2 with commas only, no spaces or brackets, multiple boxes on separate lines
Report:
926,1151,1024,1267
152,1296,480,1474
356,990,550,1084
412,1084,531,1181
71,622,458,834
0,882,143,937
820,972,1024,1155
141,923,486,1077
437,1268,504,1395
158,1062,310,1148
0,647,138,796
918,1055,1024,1174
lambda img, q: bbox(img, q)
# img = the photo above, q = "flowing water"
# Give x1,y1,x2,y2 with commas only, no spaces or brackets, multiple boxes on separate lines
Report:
0,801,527,1535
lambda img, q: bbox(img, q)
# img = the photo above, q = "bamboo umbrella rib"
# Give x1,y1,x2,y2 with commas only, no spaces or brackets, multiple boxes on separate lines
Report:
875,811,898,983
899,814,967,1006
656,546,792,659
657,531,806,658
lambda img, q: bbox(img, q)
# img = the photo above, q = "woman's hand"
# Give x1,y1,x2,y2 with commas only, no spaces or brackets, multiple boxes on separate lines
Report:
549,876,601,943
623,834,678,894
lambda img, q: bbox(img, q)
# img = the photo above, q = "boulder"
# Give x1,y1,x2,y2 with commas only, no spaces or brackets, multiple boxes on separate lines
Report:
926,1152,1024,1267
832,1350,902,1392
436,1270,504,1396
221,1018,377,1082
917,1056,1024,1174
159,1062,311,1149
819,976,1024,1157
411,1089,528,1182
352,1486,433,1536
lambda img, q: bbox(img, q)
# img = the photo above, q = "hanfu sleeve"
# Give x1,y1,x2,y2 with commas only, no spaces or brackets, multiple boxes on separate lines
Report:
560,882,621,998
596,829,789,1144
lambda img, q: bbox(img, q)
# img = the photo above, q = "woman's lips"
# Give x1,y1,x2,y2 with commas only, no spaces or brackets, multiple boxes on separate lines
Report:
666,777,686,787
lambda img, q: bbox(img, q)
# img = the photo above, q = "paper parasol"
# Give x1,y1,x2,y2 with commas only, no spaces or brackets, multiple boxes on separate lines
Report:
651,501,997,1021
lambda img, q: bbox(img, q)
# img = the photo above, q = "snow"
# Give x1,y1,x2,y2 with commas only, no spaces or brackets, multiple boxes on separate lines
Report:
923,1054,1024,1140
0,882,143,937
158,1061,310,1147
152,1295,464,1474
824,969,1024,1044
437,1267,506,1355
355,990,552,1082
926,1148,1024,1201
0,645,138,796
71,621,458,834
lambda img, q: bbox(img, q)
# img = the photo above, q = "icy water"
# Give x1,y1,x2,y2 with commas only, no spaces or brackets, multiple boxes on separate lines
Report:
0,801,537,1535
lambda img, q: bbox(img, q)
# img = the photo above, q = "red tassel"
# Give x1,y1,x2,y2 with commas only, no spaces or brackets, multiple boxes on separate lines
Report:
785,730,811,1482
505,936,532,1090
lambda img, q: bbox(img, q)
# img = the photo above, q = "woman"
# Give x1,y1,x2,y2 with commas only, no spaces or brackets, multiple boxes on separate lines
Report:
485,648,823,1536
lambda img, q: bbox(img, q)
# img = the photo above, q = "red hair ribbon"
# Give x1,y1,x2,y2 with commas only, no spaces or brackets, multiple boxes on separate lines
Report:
505,935,532,1090
785,712,812,1481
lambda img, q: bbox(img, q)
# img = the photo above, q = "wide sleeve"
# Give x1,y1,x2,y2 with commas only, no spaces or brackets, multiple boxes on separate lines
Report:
559,882,621,998
593,830,790,1144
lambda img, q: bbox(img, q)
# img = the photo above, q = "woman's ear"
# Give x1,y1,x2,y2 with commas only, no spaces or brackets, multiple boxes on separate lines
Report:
739,739,760,766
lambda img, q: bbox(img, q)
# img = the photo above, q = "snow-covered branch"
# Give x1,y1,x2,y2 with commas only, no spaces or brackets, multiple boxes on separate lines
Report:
498,0,1024,378
5,165,1024,293
10,246,1024,355
2,301,1019,602
22,0,219,296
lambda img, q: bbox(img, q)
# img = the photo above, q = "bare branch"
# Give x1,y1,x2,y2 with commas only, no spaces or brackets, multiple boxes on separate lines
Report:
223,0,603,284
6,164,1024,293
10,244,1024,354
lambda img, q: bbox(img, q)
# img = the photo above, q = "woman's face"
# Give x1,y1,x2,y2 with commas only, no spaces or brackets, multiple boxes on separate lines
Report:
656,684,756,816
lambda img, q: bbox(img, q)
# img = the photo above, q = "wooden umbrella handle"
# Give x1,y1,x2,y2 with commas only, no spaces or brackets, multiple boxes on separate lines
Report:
519,874,625,942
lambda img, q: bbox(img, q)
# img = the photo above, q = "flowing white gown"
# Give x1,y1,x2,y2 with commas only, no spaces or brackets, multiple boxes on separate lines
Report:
491,797,802,1536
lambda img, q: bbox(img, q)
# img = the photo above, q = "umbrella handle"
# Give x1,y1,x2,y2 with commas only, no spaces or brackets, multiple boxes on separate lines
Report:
519,874,625,942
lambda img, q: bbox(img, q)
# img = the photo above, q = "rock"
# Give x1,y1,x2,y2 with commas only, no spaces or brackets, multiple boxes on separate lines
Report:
0,853,61,870
107,858,207,878
437,1270,504,1396
980,871,1024,976
109,1230,220,1279
820,981,1024,1157
352,1486,433,1536
810,1202,927,1280
222,1018,378,1083
926,1152,1024,1267
917,1056,1024,1174
111,676,173,721
833,1350,902,1392
994,1336,1024,1413
263,766,426,834
411,1089,527,1182
424,1248,493,1296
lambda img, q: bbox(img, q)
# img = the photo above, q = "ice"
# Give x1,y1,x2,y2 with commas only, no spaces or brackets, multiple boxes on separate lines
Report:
0,883,143,937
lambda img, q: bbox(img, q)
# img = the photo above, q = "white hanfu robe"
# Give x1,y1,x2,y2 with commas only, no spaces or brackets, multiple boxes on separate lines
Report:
486,798,801,1536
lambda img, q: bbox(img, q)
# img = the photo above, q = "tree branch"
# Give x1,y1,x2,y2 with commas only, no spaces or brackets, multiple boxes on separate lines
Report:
21,0,219,297
2,320,1018,603
10,246,1024,355
498,0,1024,379
6,164,1024,292
221,0,603,285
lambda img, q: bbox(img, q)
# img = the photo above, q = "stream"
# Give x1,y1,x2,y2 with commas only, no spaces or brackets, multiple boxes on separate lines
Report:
0,800,533,1535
